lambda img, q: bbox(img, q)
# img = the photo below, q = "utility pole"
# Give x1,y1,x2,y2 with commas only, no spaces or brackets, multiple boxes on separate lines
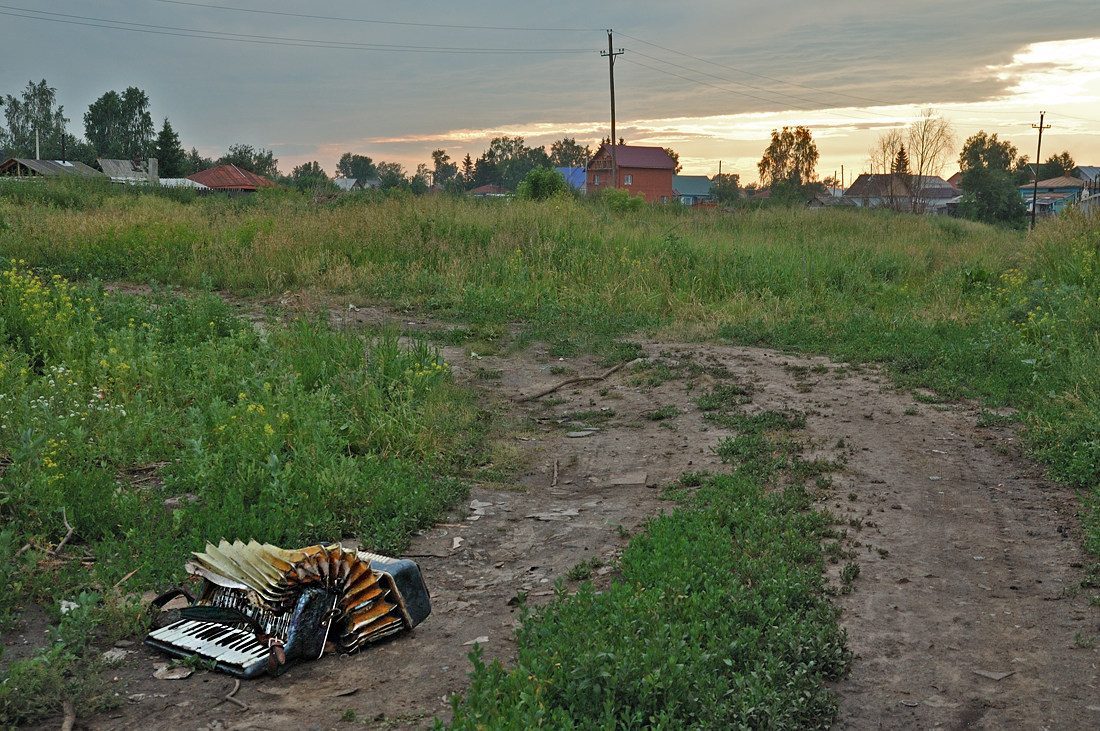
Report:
1030,111,1050,231
602,30,623,188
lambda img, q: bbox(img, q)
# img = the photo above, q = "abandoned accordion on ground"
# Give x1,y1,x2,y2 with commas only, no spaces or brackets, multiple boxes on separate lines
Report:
144,540,431,678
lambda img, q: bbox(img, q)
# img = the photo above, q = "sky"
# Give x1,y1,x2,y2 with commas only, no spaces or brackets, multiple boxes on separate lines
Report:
3,0,1100,185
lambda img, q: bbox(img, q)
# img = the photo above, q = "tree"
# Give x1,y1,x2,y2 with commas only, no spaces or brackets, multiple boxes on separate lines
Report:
1,79,76,160
1038,151,1075,180
712,172,740,204
461,153,474,188
664,147,682,174
376,161,407,190
155,118,187,177
868,128,904,176
892,145,910,175
218,144,279,178
430,149,457,187
335,153,377,181
956,131,1026,227
84,87,155,160
473,136,549,190
186,147,214,175
411,163,432,194
905,109,956,213
757,126,819,191
291,160,324,179
549,137,589,168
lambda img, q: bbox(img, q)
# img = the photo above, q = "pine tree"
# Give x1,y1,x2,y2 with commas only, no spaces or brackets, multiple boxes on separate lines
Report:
891,145,910,176
155,118,187,177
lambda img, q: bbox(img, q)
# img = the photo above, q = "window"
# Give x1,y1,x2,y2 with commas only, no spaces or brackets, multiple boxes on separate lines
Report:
593,174,600,185
624,174,633,185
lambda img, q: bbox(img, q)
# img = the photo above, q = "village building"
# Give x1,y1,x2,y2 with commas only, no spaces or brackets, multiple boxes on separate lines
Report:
334,178,365,192
98,157,158,185
0,157,103,179
554,166,586,193
586,144,676,203
188,164,277,195
1020,176,1100,216
672,174,716,206
844,173,957,215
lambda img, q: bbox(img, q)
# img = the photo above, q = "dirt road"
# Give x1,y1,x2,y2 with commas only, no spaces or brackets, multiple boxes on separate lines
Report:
44,334,1100,730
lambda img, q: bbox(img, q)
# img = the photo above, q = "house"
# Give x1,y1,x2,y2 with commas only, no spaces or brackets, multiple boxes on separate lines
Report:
188,164,277,194
586,144,675,203
672,175,716,206
807,193,855,209
0,157,103,179
98,157,158,185
468,184,509,197
1073,166,1100,183
845,173,913,209
1019,176,1097,216
554,167,586,193
158,178,211,193
911,176,959,215
334,178,364,192
844,173,957,214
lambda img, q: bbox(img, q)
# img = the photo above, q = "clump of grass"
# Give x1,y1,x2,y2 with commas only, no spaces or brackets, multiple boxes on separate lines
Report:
0,272,480,724
642,405,680,421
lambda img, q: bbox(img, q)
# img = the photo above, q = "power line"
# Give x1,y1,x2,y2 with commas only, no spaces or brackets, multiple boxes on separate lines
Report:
620,57,904,126
151,0,602,33
626,48,901,118
0,5,597,54
617,31,903,110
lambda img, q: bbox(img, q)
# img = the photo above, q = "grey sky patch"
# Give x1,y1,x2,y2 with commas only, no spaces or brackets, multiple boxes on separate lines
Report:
3,0,1098,181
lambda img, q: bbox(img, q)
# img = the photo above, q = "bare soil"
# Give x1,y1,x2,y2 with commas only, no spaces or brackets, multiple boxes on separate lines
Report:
14,304,1100,730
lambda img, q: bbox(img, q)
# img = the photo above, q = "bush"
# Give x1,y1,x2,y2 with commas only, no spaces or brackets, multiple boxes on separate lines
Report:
517,166,571,201
597,186,645,212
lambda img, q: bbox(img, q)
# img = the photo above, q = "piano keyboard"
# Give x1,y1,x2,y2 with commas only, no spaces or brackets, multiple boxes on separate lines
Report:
147,618,271,676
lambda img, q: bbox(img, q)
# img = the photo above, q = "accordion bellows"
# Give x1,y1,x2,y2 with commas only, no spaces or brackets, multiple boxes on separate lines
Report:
145,539,430,678
189,539,428,651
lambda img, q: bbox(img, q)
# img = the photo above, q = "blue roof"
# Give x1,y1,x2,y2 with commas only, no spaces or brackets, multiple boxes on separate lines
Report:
554,167,586,189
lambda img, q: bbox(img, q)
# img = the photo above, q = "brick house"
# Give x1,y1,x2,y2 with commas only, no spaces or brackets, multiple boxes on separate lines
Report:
586,144,676,202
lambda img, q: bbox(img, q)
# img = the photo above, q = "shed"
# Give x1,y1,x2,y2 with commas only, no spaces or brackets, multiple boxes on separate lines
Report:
0,158,103,179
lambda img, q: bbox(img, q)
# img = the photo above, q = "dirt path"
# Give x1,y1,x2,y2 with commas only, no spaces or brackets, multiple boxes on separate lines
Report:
33,332,1099,730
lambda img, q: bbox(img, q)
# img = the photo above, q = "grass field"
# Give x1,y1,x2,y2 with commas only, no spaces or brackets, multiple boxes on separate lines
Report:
1,179,1098,727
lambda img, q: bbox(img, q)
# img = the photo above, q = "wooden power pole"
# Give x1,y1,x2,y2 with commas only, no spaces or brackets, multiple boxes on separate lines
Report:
602,30,623,188
1030,111,1050,231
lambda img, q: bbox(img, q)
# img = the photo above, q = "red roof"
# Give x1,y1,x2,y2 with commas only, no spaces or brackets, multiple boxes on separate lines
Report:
188,164,276,190
468,184,509,196
593,144,675,170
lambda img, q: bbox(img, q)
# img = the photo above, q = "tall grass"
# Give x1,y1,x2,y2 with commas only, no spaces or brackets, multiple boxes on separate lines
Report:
5,185,1097,517
4,181,1100,724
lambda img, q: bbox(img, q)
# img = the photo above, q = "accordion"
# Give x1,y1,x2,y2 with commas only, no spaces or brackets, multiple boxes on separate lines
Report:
145,540,430,678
